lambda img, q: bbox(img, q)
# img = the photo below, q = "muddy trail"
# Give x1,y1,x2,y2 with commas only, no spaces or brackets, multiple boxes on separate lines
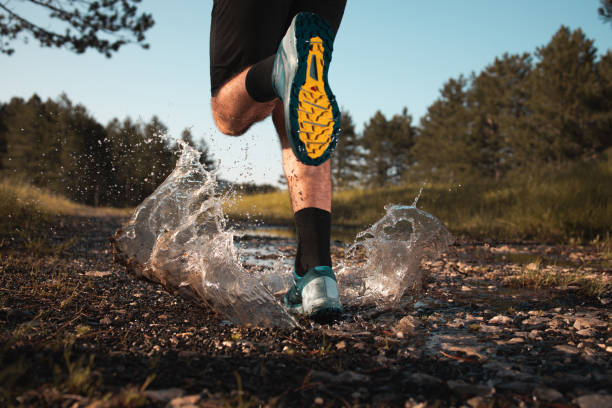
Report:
1,215,611,408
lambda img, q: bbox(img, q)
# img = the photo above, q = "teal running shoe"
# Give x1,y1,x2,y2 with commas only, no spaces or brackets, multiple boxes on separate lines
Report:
284,266,342,322
271,12,341,166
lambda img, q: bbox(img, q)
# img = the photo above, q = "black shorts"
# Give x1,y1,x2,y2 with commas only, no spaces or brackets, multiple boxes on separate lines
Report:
209,0,346,96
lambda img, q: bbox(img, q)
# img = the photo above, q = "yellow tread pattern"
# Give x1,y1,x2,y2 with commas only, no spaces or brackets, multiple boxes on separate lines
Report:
297,37,335,160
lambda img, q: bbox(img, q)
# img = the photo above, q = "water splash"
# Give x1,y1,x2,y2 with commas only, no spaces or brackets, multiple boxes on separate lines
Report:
113,141,452,326
113,142,297,328
337,204,453,307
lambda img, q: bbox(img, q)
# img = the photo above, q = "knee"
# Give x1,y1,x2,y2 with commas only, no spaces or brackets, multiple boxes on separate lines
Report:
212,108,249,136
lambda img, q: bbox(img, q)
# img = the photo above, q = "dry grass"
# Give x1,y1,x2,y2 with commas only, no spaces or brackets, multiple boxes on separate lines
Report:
225,152,612,244
0,179,131,238
503,259,611,298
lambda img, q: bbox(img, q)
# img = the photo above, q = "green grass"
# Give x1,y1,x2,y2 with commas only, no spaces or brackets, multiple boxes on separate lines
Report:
226,151,612,243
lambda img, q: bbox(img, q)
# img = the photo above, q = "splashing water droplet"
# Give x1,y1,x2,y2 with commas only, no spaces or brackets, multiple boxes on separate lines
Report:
113,142,297,328
337,204,453,308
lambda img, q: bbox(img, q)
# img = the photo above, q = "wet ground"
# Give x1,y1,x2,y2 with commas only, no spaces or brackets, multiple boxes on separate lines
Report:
1,215,611,407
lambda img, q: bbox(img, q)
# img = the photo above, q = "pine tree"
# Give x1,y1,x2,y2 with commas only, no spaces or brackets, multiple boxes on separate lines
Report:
361,108,415,186
469,53,532,178
513,27,602,166
331,110,362,188
413,76,477,182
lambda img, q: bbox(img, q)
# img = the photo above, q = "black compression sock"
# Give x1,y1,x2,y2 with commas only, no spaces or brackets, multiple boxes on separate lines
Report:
245,55,276,102
294,207,332,277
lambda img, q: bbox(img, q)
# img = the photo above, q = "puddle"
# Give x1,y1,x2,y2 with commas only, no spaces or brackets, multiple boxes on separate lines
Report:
236,225,362,243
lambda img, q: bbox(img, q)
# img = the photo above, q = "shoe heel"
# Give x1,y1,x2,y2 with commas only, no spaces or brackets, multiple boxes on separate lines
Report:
301,276,342,316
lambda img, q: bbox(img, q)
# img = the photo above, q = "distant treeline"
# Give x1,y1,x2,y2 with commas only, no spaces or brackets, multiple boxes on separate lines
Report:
0,94,217,207
332,26,612,187
1,26,611,207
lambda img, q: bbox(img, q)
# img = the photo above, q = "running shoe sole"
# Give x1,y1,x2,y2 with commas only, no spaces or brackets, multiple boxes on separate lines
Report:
272,12,341,166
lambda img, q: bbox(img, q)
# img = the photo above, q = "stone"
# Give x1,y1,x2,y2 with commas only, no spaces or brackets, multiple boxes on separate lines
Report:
447,380,494,398
553,344,579,354
574,317,607,331
309,370,370,384
353,342,366,350
574,394,612,408
478,324,502,334
335,340,347,350
394,316,421,336
522,316,550,328
166,394,201,408
144,388,185,403
488,315,512,325
404,400,427,408
404,372,444,388
442,344,486,360
466,396,493,408
533,387,563,402
85,270,112,277
576,328,597,337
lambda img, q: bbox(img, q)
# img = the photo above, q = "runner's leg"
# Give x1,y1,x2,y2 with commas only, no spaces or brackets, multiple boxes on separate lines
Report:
273,102,332,275
209,0,290,135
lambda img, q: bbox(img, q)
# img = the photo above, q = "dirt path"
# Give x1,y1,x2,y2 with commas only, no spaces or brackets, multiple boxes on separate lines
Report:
1,216,611,407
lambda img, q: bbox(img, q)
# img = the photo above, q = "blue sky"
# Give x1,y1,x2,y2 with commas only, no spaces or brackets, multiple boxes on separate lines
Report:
2,1,611,185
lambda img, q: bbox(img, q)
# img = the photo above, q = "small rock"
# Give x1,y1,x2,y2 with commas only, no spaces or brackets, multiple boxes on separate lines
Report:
574,317,607,331
529,329,543,340
577,328,597,337
447,380,494,398
574,393,612,408
554,344,579,354
336,340,346,350
404,400,427,408
144,388,184,403
99,317,111,325
353,342,366,350
314,397,324,405
404,372,444,388
309,370,370,384
85,270,112,277
442,344,486,360
478,324,502,334
394,316,421,336
466,396,493,408
221,340,234,348
522,316,549,327
533,387,564,402
166,394,200,408
488,315,512,325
